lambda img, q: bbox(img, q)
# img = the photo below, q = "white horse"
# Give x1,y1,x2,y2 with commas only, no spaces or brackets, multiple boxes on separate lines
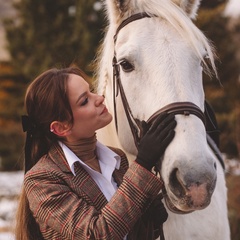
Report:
95,0,230,239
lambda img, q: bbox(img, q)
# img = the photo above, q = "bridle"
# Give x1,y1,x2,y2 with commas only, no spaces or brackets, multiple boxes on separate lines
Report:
112,13,225,170
112,13,206,148
111,13,224,239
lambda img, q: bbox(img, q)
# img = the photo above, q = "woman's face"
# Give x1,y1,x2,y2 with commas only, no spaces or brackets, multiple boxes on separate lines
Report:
66,74,112,141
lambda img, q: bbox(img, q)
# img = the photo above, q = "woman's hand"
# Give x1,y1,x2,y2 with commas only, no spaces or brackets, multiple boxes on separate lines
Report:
136,113,176,170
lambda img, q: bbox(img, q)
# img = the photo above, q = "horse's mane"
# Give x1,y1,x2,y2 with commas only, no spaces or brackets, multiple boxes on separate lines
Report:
95,0,217,95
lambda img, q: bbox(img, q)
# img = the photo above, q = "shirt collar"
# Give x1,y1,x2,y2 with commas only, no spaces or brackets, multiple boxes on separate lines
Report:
59,141,121,176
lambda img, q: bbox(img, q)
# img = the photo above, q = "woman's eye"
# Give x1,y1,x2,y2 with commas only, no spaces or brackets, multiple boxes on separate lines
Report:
119,60,134,72
81,97,88,106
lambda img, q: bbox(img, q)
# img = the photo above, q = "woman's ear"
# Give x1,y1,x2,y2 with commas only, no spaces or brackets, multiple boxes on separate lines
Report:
50,121,72,137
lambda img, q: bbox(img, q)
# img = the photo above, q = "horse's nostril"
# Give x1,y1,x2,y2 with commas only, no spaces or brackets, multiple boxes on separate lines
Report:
169,168,186,198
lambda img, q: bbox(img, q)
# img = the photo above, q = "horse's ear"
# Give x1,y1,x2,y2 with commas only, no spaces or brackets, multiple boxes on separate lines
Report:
114,0,131,14
116,0,127,11
106,0,130,23
172,0,201,19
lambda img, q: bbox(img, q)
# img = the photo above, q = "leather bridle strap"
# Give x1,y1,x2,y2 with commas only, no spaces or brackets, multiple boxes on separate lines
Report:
113,13,152,147
147,102,206,126
113,55,143,147
114,12,151,43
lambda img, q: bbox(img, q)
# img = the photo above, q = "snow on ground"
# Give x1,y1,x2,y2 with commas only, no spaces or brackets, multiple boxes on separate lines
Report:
0,171,23,240
0,171,23,197
0,199,18,227
0,233,14,240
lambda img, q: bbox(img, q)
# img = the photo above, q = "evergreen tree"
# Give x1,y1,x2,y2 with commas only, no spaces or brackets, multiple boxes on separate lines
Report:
4,0,105,80
0,62,25,170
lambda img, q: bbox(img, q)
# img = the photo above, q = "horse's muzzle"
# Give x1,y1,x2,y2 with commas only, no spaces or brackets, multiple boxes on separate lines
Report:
165,166,217,213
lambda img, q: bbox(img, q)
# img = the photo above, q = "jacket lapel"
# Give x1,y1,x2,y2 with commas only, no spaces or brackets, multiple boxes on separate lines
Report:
113,168,124,187
73,162,108,210
49,143,108,210
108,146,128,187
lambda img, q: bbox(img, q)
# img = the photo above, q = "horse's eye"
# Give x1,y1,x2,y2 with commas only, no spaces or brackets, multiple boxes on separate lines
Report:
119,60,134,72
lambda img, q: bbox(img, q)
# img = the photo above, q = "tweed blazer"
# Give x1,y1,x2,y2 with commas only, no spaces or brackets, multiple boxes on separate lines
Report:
24,143,163,240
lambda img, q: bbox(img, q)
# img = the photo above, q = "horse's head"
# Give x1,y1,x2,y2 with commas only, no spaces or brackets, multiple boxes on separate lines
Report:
97,0,218,214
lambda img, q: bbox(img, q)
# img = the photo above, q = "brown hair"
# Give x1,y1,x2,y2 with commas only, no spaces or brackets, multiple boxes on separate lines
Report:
15,66,89,240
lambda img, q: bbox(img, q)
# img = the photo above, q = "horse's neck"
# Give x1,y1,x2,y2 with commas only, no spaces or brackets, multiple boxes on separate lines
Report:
96,120,120,148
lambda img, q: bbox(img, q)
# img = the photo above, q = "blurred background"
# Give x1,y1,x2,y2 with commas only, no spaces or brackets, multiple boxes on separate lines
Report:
0,0,239,239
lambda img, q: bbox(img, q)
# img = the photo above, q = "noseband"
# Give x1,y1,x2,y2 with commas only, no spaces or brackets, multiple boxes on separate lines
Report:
112,13,206,148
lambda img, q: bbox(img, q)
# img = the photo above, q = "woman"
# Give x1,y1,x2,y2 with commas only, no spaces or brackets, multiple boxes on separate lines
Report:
16,67,176,240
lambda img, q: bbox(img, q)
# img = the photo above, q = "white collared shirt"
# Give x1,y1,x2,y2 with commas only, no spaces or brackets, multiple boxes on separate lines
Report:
59,141,121,201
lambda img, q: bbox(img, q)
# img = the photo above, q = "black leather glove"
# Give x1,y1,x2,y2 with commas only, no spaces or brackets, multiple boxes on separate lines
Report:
136,112,176,170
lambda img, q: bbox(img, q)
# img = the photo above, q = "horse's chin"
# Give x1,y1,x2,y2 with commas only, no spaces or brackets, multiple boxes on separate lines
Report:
164,193,211,215
164,195,194,214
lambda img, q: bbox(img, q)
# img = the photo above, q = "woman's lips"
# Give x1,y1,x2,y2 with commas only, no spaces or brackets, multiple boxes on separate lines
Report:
101,106,108,114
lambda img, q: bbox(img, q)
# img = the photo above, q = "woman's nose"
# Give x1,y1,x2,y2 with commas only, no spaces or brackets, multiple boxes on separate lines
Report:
95,94,105,106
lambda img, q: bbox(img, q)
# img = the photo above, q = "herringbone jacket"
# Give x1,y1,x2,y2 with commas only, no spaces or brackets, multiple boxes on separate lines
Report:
24,143,163,240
